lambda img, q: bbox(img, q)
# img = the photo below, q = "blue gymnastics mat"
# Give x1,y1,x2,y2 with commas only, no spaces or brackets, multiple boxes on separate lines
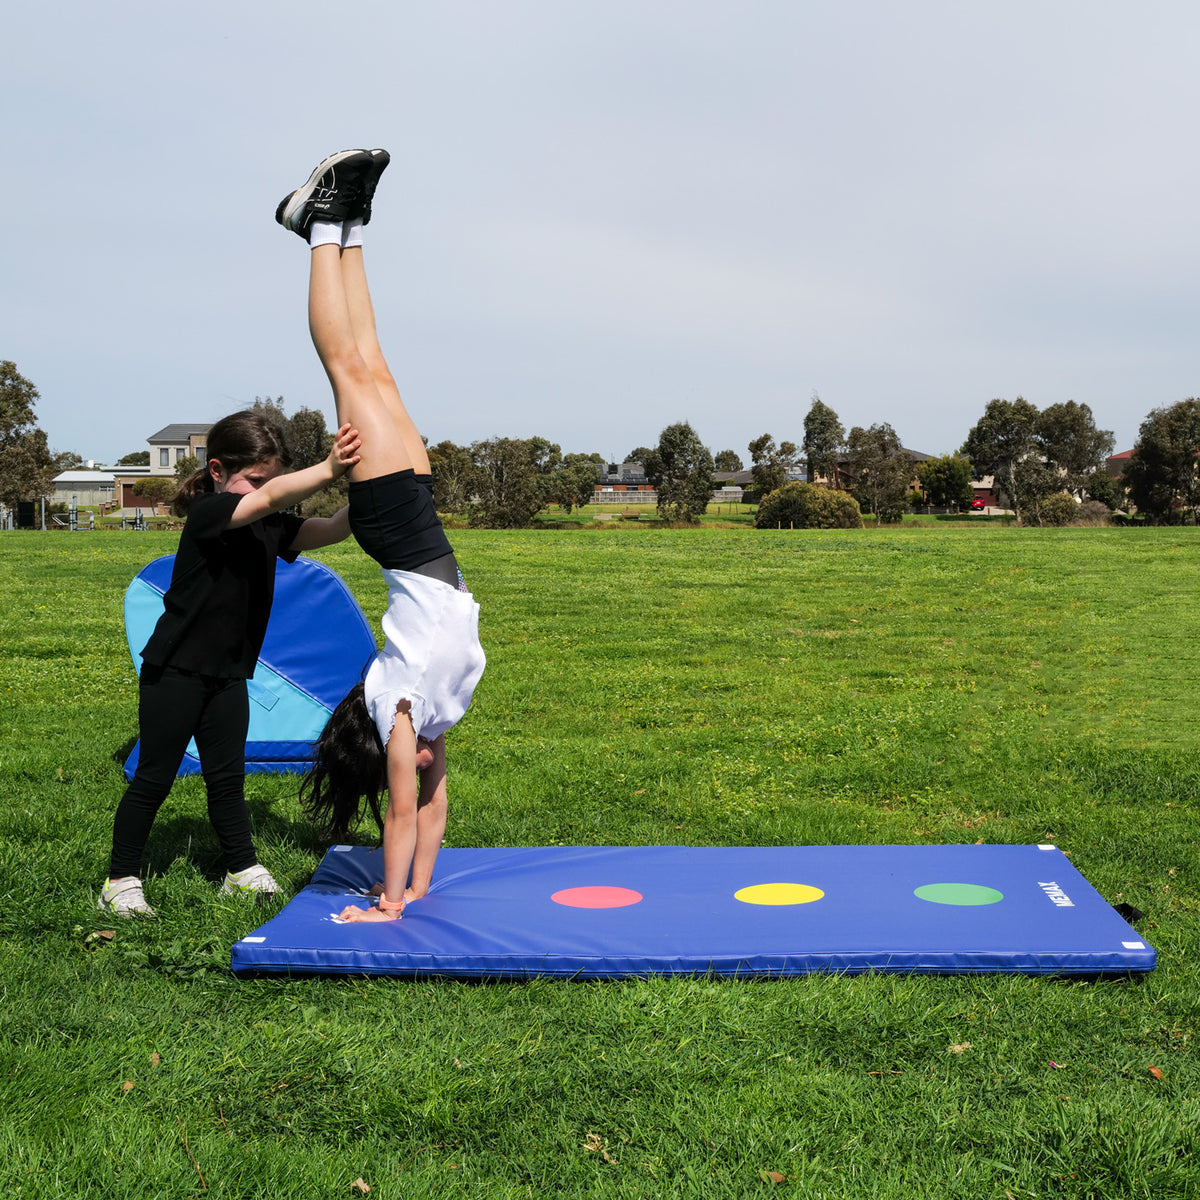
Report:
231,843,1154,978
123,554,376,778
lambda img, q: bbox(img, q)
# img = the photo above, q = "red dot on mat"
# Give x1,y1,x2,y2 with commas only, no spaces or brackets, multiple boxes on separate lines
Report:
551,886,643,909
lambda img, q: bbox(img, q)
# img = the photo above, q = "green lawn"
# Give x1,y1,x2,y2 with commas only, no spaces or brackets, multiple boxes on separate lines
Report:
0,526,1196,1198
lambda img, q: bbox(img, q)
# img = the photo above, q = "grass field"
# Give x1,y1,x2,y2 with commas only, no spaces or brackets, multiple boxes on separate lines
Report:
1,525,1197,1198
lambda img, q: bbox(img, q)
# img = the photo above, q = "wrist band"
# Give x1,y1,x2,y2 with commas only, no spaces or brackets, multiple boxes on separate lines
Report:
378,893,405,913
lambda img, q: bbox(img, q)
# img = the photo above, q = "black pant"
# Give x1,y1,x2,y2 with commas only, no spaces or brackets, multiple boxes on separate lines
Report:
108,664,257,878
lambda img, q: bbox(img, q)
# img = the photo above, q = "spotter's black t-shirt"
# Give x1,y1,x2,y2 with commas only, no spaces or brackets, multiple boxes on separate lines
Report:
139,492,306,678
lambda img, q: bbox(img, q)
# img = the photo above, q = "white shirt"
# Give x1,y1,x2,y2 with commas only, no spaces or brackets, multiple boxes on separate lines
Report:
363,568,485,746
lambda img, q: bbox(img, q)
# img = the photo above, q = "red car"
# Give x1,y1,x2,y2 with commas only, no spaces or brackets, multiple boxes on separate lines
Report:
971,498,985,510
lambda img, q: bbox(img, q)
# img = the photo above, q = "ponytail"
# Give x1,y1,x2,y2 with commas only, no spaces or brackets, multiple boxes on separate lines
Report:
171,466,213,517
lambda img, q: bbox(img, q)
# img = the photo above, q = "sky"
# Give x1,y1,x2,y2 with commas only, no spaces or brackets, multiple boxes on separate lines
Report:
6,1,1200,467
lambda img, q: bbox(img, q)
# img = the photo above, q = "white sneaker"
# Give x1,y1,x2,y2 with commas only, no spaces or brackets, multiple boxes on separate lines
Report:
222,864,281,897
98,877,155,917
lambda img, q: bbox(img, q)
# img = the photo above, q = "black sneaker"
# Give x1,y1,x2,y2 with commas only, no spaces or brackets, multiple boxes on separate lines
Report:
359,149,391,225
275,149,374,239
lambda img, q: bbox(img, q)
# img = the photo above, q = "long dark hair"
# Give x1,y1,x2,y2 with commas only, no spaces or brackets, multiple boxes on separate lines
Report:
299,684,387,839
172,410,294,516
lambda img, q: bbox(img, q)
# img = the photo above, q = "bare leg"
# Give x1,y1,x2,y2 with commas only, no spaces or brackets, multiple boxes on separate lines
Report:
339,246,431,475
307,244,413,481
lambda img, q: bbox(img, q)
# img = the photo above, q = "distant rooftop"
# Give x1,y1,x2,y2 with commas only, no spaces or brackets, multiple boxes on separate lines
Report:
53,470,116,483
148,423,212,443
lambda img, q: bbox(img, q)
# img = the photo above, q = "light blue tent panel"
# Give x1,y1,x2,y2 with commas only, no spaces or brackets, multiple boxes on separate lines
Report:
122,554,377,778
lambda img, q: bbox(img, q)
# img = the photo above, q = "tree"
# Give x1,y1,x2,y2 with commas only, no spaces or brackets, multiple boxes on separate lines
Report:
1039,492,1079,527
1083,469,1118,509
247,395,344,514
626,447,656,469
174,455,201,482
1035,401,1114,495
1122,399,1200,523
754,482,862,529
917,454,974,509
714,449,743,473
288,406,333,469
1010,458,1063,526
250,395,333,469
294,484,345,519
131,477,175,510
641,422,715,523
490,440,607,515
251,395,289,431
803,392,844,487
468,437,544,528
525,436,563,477
542,452,604,514
960,397,1040,522
116,450,150,466
428,440,474,514
0,430,75,511
286,407,342,515
0,361,78,509
460,436,604,526
0,361,39,445
845,422,912,523
747,434,798,496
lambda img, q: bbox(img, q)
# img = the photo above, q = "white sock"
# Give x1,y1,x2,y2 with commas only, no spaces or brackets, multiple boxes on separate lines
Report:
341,219,364,249
308,220,343,249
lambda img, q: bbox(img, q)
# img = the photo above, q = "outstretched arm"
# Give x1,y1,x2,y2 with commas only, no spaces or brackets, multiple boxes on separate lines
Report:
407,735,447,901
339,710,418,923
226,424,360,530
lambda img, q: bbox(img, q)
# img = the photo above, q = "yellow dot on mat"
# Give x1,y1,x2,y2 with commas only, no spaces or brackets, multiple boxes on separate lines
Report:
735,882,825,906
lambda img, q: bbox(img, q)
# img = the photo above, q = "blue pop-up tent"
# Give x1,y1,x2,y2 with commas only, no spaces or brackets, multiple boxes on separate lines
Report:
123,554,377,778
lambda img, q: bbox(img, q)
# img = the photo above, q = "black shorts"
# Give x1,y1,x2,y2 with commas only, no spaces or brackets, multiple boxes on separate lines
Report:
348,470,457,582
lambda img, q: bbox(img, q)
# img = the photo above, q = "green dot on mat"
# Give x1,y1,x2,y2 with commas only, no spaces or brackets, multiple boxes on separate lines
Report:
914,882,1004,906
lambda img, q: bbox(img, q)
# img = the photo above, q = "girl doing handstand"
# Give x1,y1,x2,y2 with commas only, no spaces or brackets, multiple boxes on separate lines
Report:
280,149,486,922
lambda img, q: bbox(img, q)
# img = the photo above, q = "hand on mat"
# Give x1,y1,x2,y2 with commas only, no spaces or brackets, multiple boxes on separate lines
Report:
339,901,401,922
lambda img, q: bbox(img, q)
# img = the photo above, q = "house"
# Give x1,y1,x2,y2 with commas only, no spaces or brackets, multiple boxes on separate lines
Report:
809,447,933,492
1106,449,1132,477
593,460,657,505
51,466,160,511
112,466,155,509
971,475,1002,509
148,424,212,476
51,469,117,506
602,461,649,486
707,469,752,503
592,462,757,505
